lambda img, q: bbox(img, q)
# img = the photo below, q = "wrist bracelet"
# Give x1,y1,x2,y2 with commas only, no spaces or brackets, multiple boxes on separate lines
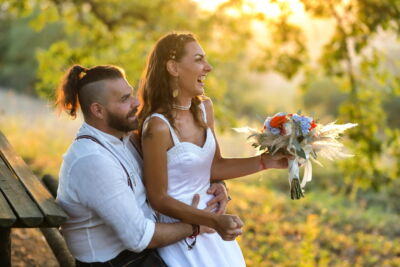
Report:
189,224,200,238
185,224,199,250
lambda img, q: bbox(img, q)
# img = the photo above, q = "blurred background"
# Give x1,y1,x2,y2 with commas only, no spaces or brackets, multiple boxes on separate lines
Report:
0,0,399,266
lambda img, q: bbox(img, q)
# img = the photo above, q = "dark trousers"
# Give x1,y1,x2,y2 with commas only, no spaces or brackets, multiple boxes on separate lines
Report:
75,249,167,267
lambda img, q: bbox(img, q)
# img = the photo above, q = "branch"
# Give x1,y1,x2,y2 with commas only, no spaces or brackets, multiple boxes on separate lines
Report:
327,0,357,97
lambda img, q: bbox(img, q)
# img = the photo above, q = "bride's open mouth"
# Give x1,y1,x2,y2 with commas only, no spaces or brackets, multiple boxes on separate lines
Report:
197,75,206,86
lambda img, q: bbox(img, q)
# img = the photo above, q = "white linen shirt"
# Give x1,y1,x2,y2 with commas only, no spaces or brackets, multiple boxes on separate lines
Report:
57,123,155,263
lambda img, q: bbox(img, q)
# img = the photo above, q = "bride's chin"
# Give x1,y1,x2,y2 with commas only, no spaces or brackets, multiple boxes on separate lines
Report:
195,85,204,94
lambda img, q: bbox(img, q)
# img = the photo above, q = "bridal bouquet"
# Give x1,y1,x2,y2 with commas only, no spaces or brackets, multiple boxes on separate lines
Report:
235,112,357,199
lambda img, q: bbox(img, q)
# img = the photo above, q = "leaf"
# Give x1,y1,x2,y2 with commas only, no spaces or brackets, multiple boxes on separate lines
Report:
297,148,307,159
292,138,307,159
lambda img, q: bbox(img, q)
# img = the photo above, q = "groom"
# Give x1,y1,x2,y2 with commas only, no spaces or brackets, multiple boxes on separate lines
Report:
56,64,243,266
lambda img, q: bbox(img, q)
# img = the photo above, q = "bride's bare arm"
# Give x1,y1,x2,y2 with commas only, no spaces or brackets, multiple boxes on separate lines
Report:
202,99,290,181
141,117,242,240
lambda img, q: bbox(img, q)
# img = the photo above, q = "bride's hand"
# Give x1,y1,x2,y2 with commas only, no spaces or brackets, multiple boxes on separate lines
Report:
214,214,243,241
261,151,295,170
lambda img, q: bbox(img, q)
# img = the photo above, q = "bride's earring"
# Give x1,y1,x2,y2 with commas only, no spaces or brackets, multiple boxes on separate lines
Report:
172,77,179,98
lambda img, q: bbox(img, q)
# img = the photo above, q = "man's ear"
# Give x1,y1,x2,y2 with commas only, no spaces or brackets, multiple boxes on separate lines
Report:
90,102,105,120
166,59,179,77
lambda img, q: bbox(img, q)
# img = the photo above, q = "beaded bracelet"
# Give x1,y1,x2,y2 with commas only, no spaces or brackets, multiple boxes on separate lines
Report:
184,224,200,250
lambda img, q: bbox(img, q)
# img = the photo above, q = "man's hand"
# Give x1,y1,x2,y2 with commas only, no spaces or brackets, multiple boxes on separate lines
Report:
190,193,243,239
190,193,215,234
213,215,243,241
206,183,229,215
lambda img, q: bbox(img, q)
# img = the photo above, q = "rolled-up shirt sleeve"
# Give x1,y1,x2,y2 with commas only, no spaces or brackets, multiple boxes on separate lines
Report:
69,153,155,252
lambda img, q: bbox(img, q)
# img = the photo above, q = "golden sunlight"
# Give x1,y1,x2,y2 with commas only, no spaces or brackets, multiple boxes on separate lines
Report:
193,0,305,19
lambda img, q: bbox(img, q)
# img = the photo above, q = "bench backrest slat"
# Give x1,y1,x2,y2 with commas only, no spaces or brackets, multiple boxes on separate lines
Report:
0,131,67,227
0,156,43,226
0,191,16,227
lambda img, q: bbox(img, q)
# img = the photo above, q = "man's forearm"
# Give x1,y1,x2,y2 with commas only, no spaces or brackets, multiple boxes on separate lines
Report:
147,222,192,248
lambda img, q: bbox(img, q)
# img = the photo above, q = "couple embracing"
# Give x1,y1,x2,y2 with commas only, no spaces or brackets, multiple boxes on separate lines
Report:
56,32,291,267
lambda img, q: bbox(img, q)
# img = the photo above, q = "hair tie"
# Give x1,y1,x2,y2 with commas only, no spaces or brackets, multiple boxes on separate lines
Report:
79,71,87,79
169,50,177,60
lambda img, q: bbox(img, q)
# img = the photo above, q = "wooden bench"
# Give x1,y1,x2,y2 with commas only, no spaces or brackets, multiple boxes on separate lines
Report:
0,131,73,266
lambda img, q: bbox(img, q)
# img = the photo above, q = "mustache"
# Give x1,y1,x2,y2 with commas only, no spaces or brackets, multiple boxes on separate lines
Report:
126,108,138,118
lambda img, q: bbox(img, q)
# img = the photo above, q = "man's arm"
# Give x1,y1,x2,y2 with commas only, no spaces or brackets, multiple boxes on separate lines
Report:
147,222,192,248
71,154,156,252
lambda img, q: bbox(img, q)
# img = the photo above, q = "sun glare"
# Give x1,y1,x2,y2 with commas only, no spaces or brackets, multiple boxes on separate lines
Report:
193,0,305,20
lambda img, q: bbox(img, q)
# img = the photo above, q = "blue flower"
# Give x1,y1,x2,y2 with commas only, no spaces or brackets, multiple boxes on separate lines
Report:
291,114,313,135
270,127,281,135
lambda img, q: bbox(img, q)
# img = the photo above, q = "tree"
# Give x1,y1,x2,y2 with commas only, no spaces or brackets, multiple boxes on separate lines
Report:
1,0,258,128
252,0,400,195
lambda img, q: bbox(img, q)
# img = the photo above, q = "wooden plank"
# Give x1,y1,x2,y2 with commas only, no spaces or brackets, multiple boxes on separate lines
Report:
40,228,75,267
0,131,67,227
0,156,43,226
0,191,16,227
0,228,11,267
42,174,59,198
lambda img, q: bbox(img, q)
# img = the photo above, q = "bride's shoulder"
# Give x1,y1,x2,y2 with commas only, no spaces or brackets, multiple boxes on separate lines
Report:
143,115,170,136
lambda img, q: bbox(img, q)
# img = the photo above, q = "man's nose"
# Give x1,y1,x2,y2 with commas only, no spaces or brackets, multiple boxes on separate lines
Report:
131,96,140,108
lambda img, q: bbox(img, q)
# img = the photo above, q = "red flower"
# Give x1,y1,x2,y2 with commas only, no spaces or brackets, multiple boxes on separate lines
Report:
309,121,317,130
270,115,288,128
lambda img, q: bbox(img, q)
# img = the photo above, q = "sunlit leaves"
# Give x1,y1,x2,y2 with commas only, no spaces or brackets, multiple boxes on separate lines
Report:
228,182,400,266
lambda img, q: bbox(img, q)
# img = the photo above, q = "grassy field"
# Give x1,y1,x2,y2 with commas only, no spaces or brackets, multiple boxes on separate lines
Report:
1,89,399,267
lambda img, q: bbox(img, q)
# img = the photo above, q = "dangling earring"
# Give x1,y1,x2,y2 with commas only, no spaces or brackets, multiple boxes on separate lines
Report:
172,77,179,98
172,89,179,98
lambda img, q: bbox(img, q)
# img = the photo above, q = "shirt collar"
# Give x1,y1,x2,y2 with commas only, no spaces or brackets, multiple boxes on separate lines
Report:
78,122,131,147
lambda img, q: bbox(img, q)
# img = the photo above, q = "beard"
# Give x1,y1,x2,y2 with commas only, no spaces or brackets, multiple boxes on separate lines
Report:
106,108,138,133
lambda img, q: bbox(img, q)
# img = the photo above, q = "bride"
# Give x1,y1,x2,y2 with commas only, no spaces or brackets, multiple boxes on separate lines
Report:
138,32,291,267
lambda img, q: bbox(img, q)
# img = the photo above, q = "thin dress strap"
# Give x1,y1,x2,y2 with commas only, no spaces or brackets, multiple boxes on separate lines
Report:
199,102,207,123
143,114,180,145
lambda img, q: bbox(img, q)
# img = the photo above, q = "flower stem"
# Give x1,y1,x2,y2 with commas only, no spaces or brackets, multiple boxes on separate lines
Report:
290,178,304,200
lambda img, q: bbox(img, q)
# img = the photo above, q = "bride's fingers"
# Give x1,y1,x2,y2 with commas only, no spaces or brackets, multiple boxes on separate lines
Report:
226,228,243,236
204,203,218,212
223,233,240,241
234,217,244,228
214,202,226,215
206,193,222,206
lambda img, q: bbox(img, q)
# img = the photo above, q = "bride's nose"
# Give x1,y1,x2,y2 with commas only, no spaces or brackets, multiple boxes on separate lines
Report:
204,61,212,73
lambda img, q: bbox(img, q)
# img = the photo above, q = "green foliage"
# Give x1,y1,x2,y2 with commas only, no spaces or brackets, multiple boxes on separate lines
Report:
253,0,400,195
0,9,64,94
302,78,347,118
1,0,261,125
228,182,400,267
2,95,399,266
1,0,400,196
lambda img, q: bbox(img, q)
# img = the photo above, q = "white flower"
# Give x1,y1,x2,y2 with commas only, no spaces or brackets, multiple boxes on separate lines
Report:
283,122,292,136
